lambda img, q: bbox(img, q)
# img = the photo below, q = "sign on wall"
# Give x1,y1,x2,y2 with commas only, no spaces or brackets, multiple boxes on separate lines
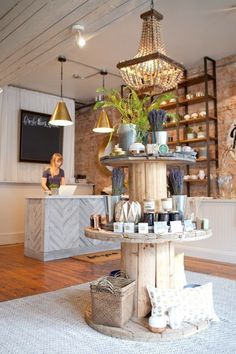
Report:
227,121,236,161
19,109,63,163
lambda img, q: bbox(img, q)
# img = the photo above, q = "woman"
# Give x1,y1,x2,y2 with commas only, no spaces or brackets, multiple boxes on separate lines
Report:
41,153,65,194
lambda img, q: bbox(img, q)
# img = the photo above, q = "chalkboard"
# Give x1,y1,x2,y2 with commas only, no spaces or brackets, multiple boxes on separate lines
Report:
19,109,63,163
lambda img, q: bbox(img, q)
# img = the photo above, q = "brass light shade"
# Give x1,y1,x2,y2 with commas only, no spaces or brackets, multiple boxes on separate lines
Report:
93,109,114,133
117,2,185,94
50,101,73,126
49,56,73,126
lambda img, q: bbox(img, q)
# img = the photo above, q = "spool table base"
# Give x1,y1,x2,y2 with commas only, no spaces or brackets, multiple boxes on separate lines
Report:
84,305,209,342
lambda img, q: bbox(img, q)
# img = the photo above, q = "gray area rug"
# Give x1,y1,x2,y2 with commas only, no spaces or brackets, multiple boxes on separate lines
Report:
0,272,235,354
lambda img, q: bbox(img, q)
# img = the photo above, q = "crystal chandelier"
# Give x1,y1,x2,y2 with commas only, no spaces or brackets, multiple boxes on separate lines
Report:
117,1,185,93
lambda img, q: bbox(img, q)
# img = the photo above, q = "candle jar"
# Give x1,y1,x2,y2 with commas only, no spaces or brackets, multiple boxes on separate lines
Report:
143,212,155,226
168,211,180,222
143,199,155,213
157,211,169,223
161,198,172,211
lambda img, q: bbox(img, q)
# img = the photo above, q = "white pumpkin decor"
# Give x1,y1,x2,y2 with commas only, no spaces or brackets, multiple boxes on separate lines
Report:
115,200,142,224
148,315,168,333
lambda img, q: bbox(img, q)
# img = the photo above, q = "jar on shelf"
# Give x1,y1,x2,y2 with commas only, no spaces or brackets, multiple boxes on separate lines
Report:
197,147,207,159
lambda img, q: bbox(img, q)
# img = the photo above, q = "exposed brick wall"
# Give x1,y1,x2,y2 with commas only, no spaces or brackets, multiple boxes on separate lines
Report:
75,55,236,196
75,107,121,194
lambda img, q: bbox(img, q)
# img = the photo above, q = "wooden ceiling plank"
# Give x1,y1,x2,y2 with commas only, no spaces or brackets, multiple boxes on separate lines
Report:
0,0,132,75
0,36,75,87
0,0,36,30
0,0,107,73
85,0,147,33
0,0,147,86
0,0,48,40
0,0,86,56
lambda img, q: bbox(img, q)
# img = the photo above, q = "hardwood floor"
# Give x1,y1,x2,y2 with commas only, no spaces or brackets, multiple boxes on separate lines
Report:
0,244,235,302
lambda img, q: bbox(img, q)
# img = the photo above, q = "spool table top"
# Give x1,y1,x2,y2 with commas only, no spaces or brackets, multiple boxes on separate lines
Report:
100,154,196,167
85,227,212,244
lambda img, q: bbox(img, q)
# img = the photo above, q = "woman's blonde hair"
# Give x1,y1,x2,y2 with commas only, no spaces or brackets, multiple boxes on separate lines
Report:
50,153,63,176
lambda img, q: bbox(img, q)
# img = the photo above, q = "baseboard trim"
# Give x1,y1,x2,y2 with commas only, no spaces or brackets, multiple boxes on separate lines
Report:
175,244,236,265
24,243,121,262
0,232,24,245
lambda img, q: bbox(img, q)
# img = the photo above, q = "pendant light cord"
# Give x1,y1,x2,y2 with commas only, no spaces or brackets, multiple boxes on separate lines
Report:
61,61,63,98
150,0,154,10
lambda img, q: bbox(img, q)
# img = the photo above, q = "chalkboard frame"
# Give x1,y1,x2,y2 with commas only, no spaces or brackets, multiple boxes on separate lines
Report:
19,109,63,163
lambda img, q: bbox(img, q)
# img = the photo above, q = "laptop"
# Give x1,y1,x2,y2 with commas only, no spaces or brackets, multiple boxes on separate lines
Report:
58,185,77,196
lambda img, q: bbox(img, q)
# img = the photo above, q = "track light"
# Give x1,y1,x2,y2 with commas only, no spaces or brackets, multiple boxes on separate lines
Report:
72,24,86,48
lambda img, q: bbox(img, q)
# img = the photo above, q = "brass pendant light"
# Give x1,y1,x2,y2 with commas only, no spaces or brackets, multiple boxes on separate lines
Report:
93,70,114,133
49,56,73,126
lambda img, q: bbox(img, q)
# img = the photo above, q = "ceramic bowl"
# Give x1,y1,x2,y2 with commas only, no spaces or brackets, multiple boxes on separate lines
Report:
186,93,194,100
191,112,198,119
182,146,192,152
197,132,206,138
199,111,206,118
169,98,177,103
184,114,191,120
190,174,198,180
195,91,204,97
160,100,167,105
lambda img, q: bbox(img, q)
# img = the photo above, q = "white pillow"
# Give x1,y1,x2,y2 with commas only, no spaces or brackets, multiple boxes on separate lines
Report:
147,285,182,317
147,282,219,323
181,282,219,322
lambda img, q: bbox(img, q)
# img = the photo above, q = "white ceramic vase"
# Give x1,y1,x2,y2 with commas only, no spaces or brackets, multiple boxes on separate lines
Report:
151,131,167,145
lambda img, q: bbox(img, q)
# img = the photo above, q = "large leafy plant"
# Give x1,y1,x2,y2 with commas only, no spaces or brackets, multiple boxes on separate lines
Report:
94,87,175,136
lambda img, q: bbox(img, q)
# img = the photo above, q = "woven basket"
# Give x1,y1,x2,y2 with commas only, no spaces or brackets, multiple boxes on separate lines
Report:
90,276,135,327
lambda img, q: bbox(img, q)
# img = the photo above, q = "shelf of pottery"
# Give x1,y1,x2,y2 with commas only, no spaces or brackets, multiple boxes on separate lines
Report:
84,155,218,341
160,56,218,197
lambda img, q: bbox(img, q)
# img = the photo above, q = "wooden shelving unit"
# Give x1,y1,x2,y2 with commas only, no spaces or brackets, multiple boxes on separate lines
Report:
161,57,218,196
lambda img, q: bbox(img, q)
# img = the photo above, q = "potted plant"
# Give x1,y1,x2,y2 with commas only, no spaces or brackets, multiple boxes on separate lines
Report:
94,87,174,151
168,168,187,220
148,109,169,144
186,126,196,140
197,126,206,138
48,183,59,195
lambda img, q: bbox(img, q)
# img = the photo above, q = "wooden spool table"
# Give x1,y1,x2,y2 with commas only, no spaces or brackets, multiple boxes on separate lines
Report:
84,155,212,341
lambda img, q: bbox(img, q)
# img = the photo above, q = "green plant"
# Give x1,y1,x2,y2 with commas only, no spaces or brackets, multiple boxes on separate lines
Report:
94,87,175,136
49,183,59,190
198,125,203,132
186,126,194,134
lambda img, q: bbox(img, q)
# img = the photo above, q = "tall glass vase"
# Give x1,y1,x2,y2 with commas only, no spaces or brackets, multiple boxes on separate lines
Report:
172,195,187,220
103,195,121,223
